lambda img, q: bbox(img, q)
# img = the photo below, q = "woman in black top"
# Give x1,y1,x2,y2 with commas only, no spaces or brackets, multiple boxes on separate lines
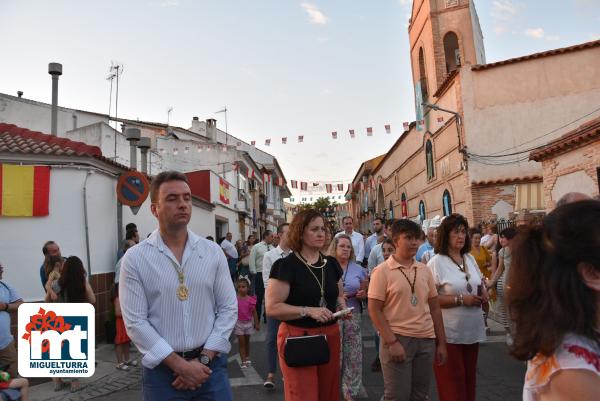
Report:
266,209,349,401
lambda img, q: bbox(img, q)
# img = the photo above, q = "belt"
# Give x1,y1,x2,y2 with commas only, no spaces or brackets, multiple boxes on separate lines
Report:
174,346,204,360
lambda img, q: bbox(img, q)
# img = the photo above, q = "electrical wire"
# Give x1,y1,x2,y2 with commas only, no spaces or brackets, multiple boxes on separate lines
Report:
466,105,600,159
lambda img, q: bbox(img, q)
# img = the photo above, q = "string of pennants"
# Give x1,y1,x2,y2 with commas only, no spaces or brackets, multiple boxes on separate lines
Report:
288,176,382,193
247,121,440,147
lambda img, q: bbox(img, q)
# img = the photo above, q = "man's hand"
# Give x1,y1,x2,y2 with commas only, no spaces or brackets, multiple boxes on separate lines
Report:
435,342,448,366
171,360,212,390
388,340,406,363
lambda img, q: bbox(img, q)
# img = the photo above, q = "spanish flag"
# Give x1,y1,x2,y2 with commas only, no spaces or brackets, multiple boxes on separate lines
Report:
0,164,50,217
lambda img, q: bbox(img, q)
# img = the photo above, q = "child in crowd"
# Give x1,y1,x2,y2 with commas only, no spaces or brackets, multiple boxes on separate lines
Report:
45,255,63,301
381,238,395,261
113,284,137,371
235,276,259,368
0,370,29,401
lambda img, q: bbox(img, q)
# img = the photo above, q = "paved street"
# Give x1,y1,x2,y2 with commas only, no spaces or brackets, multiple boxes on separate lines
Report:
28,315,524,401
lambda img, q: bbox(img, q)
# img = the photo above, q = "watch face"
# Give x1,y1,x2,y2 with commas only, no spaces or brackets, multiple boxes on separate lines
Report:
200,355,210,365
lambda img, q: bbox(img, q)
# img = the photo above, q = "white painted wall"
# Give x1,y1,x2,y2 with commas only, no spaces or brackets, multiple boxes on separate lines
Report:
0,93,106,137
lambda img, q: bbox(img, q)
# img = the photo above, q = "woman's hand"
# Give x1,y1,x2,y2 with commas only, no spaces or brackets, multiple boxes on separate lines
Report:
307,307,334,323
486,280,496,290
463,295,484,307
388,341,406,363
356,289,367,299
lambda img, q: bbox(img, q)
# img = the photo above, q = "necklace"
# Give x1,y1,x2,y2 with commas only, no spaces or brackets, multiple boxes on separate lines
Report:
397,265,419,306
168,257,189,301
295,252,327,307
450,255,472,293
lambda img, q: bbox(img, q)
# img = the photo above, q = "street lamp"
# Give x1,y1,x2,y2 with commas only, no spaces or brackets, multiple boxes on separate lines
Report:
422,102,465,160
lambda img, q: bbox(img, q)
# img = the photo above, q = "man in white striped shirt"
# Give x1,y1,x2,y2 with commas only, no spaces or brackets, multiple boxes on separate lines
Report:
120,171,237,401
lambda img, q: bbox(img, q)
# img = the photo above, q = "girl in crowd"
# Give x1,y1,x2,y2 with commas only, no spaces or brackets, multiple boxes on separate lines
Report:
113,284,137,371
369,219,446,401
486,227,517,345
44,255,63,301
48,256,96,392
381,238,395,261
235,276,259,368
508,200,600,401
428,214,487,401
328,234,368,401
481,223,498,251
469,228,492,331
266,209,349,401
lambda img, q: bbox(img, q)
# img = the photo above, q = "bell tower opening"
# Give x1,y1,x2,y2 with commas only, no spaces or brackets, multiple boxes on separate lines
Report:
443,31,460,73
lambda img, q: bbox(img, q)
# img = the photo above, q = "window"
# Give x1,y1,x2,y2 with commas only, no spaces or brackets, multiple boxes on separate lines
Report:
425,140,435,180
290,197,295,202
443,31,460,73
302,197,306,202
442,190,452,216
401,193,408,217
419,200,426,221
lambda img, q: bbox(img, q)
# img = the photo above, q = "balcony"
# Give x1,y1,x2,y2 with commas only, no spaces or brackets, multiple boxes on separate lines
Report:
266,201,275,213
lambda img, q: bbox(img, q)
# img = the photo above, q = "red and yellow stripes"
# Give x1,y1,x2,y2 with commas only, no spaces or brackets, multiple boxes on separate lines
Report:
0,164,50,217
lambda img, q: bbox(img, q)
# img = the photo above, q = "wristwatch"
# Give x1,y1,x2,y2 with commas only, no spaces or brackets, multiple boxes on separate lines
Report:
199,354,210,366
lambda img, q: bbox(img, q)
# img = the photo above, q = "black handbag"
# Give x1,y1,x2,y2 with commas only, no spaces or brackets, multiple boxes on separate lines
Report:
283,333,330,367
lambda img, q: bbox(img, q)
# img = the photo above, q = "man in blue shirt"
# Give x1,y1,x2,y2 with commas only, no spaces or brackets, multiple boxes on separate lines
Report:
416,226,435,262
364,217,384,265
0,263,24,378
39,241,61,290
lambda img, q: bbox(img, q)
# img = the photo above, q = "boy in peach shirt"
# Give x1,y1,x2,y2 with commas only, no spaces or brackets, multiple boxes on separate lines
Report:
368,219,447,401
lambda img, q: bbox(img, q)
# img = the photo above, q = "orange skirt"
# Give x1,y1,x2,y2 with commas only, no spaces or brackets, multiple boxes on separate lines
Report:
114,317,130,345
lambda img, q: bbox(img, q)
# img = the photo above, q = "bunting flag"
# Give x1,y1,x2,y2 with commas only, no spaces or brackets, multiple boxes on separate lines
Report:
251,140,256,146
313,182,319,187
325,184,332,193
173,148,179,155
247,168,255,179
263,173,271,183
265,139,271,146
221,145,227,152
337,184,343,191
291,180,298,189
300,182,308,191
298,135,304,143
331,131,338,139
366,127,373,136
403,122,410,130
276,177,285,186
385,124,391,134
0,164,50,217
349,129,355,139
437,116,444,123
282,137,287,144
418,119,425,126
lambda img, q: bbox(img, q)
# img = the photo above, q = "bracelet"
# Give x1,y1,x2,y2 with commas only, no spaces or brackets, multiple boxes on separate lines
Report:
300,306,307,318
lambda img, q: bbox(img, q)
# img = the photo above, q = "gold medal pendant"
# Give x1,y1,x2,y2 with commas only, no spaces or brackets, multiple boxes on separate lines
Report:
177,284,189,301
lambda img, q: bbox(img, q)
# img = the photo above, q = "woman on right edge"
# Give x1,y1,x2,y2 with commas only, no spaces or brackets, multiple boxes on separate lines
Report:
508,200,600,401
266,209,349,401
427,214,488,401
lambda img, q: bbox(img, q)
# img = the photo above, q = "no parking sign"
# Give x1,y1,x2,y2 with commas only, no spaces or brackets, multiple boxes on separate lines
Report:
116,171,150,207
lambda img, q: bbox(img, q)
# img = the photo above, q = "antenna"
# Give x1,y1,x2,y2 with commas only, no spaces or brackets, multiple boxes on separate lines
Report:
107,61,124,159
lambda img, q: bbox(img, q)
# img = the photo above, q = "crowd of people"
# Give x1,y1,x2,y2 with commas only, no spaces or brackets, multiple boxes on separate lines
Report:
1,168,597,401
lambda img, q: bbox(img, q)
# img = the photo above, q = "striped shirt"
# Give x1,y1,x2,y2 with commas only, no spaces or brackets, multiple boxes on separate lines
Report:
120,229,237,369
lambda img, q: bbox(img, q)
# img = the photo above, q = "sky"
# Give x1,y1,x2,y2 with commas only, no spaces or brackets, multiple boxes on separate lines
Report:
1,0,599,194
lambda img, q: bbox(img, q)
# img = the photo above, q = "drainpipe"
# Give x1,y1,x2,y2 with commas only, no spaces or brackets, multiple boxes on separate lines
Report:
83,170,93,280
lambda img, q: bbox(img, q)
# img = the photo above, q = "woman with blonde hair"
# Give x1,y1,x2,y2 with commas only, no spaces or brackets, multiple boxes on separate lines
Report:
327,234,367,401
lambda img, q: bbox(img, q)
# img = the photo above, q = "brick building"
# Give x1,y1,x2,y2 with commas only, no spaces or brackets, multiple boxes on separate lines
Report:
348,0,600,226
530,117,600,210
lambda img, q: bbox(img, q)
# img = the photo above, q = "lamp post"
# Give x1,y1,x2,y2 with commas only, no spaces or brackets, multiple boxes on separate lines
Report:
422,102,466,165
